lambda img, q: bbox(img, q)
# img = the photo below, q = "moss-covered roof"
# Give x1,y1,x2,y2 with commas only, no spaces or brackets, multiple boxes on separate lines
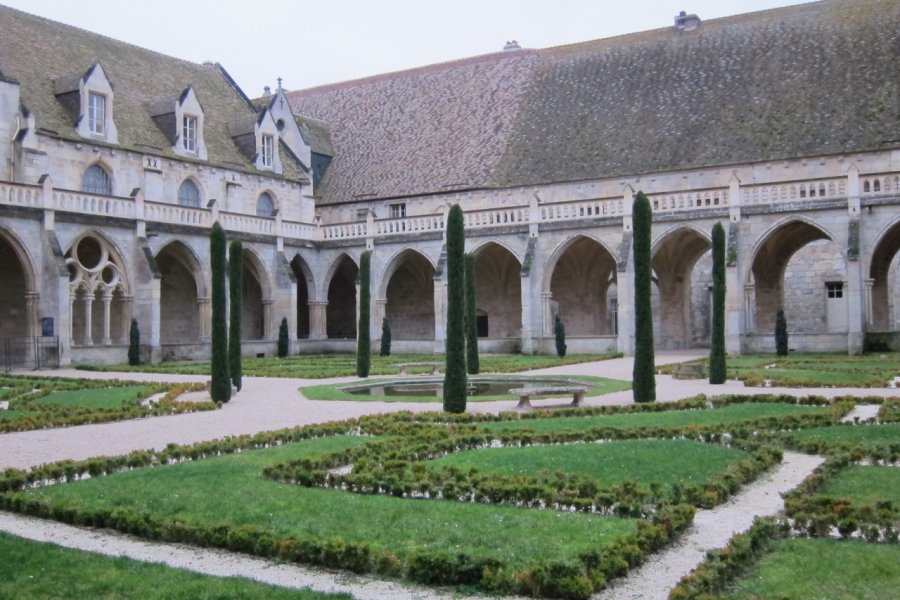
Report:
0,4,306,181
287,0,900,204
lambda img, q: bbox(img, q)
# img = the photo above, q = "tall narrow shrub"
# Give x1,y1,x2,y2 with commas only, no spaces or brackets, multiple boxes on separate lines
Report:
554,313,567,357
277,317,289,358
775,308,789,356
210,222,231,402
128,318,140,366
443,204,467,413
464,253,479,374
228,240,243,392
709,222,726,384
356,250,371,377
632,191,656,402
380,318,391,357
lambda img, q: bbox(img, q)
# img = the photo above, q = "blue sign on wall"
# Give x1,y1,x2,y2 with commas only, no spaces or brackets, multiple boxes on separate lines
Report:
41,317,54,337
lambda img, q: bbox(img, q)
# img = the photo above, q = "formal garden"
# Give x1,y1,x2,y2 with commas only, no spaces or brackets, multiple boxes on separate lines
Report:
0,388,895,599
0,374,212,432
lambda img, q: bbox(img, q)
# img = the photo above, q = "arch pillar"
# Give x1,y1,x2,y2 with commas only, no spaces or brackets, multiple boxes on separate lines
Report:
25,292,39,338
101,290,113,345
520,274,534,354
82,293,94,346
864,278,874,328
197,297,210,340
263,299,274,339
846,254,864,354
374,299,387,340
433,278,447,353
309,301,327,340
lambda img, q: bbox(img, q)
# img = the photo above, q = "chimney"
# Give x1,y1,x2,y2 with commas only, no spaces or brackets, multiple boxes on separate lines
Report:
503,40,522,51
263,85,272,97
674,11,701,31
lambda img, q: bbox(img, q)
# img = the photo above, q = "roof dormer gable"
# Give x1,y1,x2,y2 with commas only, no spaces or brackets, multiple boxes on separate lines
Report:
53,62,118,144
266,87,311,169
229,108,282,174
147,86,207,160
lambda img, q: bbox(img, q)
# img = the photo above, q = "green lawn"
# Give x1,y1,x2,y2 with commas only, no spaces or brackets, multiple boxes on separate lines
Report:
787,423,900,449
27,436,636,568
78,353,619,378
817,465,900,505
29,386,152,410
301,375,630,402
717,353,900,387
429,439,748,487
723,538,900,600
477,402,828,434
0,532,349,599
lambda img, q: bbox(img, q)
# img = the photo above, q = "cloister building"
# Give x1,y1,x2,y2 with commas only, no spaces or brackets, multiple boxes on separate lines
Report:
1,0,898,367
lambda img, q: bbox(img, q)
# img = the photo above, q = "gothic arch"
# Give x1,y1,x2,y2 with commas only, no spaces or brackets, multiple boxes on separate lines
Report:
471,242,522,339
325,253,358,339
381,248,436,341
470,239,522,264
290,253,315,339
155,240,205,344
65,231,131,346
82,159,115,196
651,226,713,349
0,226,38,339
747,218,844,334
544,235,618,336
867,219,900,330
239,248,272,340
541,234,618,294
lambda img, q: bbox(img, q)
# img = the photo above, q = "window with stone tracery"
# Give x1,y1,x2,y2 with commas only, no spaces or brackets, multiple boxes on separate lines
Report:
65,235,130,346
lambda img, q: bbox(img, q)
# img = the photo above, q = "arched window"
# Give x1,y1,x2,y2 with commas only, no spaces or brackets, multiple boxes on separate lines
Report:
82,164,112,195
873,179,881,193
178,179,200,208
256,192,275,217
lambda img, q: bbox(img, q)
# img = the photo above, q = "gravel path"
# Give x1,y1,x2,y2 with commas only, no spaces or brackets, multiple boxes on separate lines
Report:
841,404,882,423
597,451,825,600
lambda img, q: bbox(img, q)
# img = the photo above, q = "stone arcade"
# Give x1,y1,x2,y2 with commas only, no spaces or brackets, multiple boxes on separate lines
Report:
1,0,898,367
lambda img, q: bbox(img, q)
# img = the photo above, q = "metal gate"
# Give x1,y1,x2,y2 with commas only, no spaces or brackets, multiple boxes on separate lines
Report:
0,337,60,372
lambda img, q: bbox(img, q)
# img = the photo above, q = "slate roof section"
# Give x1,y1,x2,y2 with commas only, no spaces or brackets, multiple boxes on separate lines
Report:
288,51,540,203
287,0,900,204
295,115,334,157
0,4,307,181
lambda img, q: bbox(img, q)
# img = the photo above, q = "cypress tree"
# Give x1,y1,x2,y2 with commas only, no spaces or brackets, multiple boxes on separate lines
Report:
210,222,231,402
632,191,656,403
443,204,467,413
228,240,243,392
554,313,567,357
380,318,391,357
277,316,289,358
128,318,141,366
775,308,789,356
709,222,727,384
464,253,479,374
356,250,371,377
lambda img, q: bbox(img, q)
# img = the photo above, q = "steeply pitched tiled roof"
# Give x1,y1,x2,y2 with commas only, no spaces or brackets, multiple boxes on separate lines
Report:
0,4,306,181
295,115,334,157
287,0,900,204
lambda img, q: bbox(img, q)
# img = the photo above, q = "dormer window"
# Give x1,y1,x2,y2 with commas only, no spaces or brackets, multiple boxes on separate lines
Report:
88,93,106,135
54,62,118,144
261,135,274,168
183,115,198,153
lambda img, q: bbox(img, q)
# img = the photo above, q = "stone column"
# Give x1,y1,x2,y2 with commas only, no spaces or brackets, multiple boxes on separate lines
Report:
83,293,94,346
374,299,387,342
433,279,447,353
725,174,744,354
846,257,864,354
864,278,874,328
743,284,755,333
121,296,134,344
616,186,635,355
68,293,76,345
309,301,328,340
101,290,112,345
541,292,554,336
25,292,40,338
197,297,211,340
263,299,274,339
148,278,161,358
520,275,534,354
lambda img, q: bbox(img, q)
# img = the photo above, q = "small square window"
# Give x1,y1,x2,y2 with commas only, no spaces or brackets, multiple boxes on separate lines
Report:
356,209,368,222
261,134,274,168
826,282,843,299
88,92,106,135
389,203,406,219
183,115,198,153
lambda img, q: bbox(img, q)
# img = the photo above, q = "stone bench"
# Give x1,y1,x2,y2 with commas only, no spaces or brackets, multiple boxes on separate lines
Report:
507,386,590,410
395,362,442,375
672,362,707,380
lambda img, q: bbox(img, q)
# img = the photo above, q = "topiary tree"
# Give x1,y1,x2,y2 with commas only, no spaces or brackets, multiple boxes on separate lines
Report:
464,253,479,374
277,316,289,358
443,204,467,413
380,317,391,357
210,222,231,403
356,250,371,377
228,240,243,392
775,308,788,356
709,222,726,384
632,191,656,403
128,318,141,366
554,313,567,357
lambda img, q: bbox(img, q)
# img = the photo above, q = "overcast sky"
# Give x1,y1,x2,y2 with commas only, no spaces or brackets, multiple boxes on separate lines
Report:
5,0,812,97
